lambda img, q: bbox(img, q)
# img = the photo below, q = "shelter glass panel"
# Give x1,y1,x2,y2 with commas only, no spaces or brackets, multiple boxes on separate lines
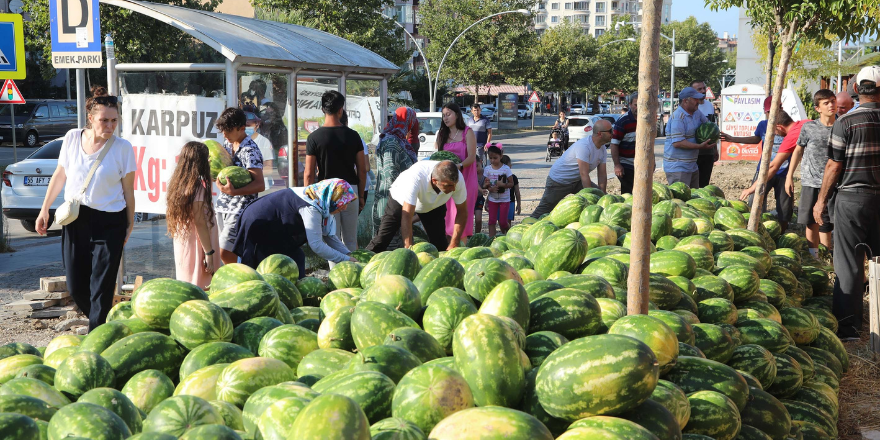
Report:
238,72,290,194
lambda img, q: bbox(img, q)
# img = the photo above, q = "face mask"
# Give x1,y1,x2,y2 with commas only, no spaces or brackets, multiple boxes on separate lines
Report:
245,127,255,136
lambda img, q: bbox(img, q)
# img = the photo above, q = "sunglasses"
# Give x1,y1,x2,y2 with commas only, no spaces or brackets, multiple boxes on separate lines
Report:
596,129,613,133
93,96,118,105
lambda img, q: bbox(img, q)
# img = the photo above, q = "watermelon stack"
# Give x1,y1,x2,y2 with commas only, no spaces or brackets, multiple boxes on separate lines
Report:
0,179,850,440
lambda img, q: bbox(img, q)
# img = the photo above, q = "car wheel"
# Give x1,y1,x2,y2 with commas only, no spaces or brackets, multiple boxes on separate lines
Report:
25,131,39,148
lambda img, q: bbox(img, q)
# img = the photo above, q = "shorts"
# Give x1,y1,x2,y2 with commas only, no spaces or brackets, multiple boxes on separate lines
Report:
797,186,833,232
217,212,242,252
476,193,485,210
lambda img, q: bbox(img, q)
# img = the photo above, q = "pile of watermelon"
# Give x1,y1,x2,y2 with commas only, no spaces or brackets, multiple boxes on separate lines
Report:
0,182,848,440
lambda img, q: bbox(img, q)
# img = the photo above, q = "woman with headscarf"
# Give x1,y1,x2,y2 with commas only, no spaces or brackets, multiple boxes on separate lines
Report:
232,178,359,278
370,106,420,236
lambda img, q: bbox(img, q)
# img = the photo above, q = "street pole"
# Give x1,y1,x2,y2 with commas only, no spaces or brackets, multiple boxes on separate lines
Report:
837,41,842,93
76,69,87,128
670,29,675,114
531,103,535,130
383,12,435,110
10,104,15,162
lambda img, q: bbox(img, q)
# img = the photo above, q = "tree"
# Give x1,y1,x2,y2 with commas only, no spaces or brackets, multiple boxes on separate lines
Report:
251,1,410,67
583,17,642,108
419,0,538,104
659,17,728,94
752,33,838,86
20,0,222,83
707,0,880,231
518,19,597,96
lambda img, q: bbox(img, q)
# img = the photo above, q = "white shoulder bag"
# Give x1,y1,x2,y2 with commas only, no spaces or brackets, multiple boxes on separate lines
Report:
55,135,116,226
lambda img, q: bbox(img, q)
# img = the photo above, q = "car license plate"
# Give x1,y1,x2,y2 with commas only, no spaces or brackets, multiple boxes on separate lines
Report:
24,176,51,186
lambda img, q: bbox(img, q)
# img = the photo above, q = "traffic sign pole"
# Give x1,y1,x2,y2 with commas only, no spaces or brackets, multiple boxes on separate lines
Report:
10,104,15,162
528,91,541,131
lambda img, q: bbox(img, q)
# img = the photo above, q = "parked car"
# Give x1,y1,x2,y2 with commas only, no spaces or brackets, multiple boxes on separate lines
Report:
0,100,77,148
566,113,622,143
517,104,533,119
415,112,444,160
569,104,586,115
1,138,64,231
479,105,496,120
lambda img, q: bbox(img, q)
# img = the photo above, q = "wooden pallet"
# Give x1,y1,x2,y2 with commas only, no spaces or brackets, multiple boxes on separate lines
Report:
113,276,144,305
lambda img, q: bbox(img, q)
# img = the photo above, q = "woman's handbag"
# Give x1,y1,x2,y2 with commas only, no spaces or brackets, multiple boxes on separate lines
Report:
55,135,116,226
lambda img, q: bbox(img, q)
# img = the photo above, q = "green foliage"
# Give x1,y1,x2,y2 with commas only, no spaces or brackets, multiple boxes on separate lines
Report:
659,17,729,93
751,33,838,86
519,20,599,94
419,0,539,94
252,1,410,67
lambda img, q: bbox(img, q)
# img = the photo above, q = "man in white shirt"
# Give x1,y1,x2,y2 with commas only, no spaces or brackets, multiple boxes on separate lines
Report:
367,160,468,252
531,119,613,218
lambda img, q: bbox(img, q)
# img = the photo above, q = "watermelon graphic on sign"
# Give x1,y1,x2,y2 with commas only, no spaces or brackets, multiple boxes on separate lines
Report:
743,113,753,121
725,113,736,122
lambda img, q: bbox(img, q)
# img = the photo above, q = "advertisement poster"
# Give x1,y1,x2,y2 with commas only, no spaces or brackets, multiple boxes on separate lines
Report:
719,85,765,161
121,94,226,214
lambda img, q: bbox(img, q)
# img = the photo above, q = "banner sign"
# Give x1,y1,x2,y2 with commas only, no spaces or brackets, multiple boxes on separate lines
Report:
121,94,226,213
719,93,764,160
49,0,103,68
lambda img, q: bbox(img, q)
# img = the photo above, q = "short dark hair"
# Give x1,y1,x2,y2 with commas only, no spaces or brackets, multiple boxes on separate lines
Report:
432,160,460,183
321,90,346,115
471,103,481,109
813,89,836,105
775,110,794,127
216,107,247,131
858,80,880,96
486,145,503,156
501,155,512,166
690,80,706,87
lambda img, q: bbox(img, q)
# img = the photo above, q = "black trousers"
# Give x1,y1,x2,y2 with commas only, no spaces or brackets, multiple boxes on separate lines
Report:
832,191,880,335
62,205,128,331
696,154,715,188
619,164,635,195
367,197,449,252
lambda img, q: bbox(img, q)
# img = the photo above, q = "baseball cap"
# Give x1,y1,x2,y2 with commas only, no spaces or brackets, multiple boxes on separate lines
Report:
856,65,880,85
763,96,773,112
679,87,705,100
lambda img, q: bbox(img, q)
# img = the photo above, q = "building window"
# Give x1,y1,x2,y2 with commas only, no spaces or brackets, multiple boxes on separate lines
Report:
551,2,559,9
595,29,605,37
595,1,605,12
575,14,589,23
538,1,546,9
595,15,605,26
574,1,589,10
550,15,559,22
535,14,547,23
565,2,572,9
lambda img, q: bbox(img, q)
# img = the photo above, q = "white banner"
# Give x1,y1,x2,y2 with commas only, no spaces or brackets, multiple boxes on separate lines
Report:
120,93,226,214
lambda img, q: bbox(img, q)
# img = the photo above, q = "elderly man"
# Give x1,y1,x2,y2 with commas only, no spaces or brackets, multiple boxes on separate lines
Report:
814,66,880,340
531,120,613,218
663,87,715,187
692,80,720,187
835,91,855,116
610,93,638,194
367,160,467,252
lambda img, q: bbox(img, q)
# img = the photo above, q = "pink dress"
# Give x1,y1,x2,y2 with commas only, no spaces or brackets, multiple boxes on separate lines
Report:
173,190,222,290
443,126,478,238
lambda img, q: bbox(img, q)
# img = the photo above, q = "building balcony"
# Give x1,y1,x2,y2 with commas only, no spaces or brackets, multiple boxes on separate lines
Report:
535,20,548,29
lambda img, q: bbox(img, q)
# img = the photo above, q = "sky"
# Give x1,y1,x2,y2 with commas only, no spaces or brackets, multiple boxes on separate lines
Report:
671,0,740,38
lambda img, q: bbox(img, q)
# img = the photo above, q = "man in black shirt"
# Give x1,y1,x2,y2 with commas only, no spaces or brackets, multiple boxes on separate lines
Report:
304,90,367,253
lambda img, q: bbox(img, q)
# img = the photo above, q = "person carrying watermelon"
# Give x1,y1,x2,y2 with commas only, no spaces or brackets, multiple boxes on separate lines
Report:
691,80,720,188
662,87,715,187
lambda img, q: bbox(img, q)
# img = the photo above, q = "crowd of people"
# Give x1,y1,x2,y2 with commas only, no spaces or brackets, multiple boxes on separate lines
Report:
32,66,880,340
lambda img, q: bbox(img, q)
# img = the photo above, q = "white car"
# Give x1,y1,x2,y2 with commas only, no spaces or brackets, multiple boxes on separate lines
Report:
517,104,533,119
479,105,496,120
415,112,443,160
569,104,586,115
1,138,64,232
565,114,622,143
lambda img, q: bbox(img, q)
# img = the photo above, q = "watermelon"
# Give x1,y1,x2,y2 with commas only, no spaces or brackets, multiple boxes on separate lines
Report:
214,357,296,407
209,280,280,326
765,352,803,398
800,347,843,380
617,398,682,440
791,381,838,419
521,220,559,249
518,368,569,436
312,370,396,424
217,165,252,189
328,261,363,289
649,273,684,310
453,314,524,407
14,364,56,386
0,377,70,409
78,388,143,434
295,277,330,306
369,417,427,440
391,364,475,433
694,122,719,145
676,244,715,271
362,275,421,319
528,287,603,339
179,342,253,381
176,424,240,439
649,310,696,345
375,248,421,280
44,335,82,357
206,139,232,180
0,355,43,384
296,348,355,379
727,344,777,390
288,393,371,440
718,266,760,302
650,250,697,279
553,274,615,299
168,300,233,350
422,295,477,354
54,351,116,400
48,402,132,440
210,263,263,292
684,390,740,440
525,280,564,300
739,246,772,277
101,332,187,384
463,258,522,303
650,379,691,428
258,324,319,370
535,334,659,421
256,396,311,440
781,400,836,439
428,406,553,440
413,257,465,303
714,207,747,231
669,181,691,200
665,356,749,410
779,308,821,345
319,290,356,316
691,275,734,302
532,229,589,277
479,279,530,330
698,298,738,325
241,382,319,435
231,317,283,355
656,235,680,250
600,203,632,229
580,223,618,246
790,421,832,440
597,298,627,333
351,301,420,351
759,279,786,307
0,394,56,422
142,395,223,437
411,241,440,257
524,331,569,369
174,363,227,401
736,318,790,353
518,269,543,284
380,328,444,364
346,344,422,384
739,386,791,439
129,278,208,329
79,321,134,355
608,314,679,375
581,258,628,288
549,195,588,227
256,253,300,282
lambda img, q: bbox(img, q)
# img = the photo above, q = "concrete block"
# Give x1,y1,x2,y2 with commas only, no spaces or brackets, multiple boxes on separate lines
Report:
40,277,67,292
3,299,60,311
23,290,70,301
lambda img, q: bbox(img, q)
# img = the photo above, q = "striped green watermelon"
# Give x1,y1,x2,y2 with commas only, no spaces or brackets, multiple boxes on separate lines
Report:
463,258,522,303
668,181,691,200
600,203,632,229
375,248,421,281
209,280,280,326
676,245,715,271
257,324,319,371
256,396,311,440
553,274,614,299
532,229,589,278
13,364,56,386
118,370,174,416
737,371,764,390
656,235,681,250
648,273,684,310
214,357,296,407
791,381,838,419
296,348,355,379
692,322,734,363
168,300,233,350
413,257,465,303
549,195,588,227
179,342,253,381
207,399,244,430
294,277,330,306
130,278,208,329
241,382,319,435
670,217,697,239
571,416,663,439
142,395,223,437
698,298,738,325
736,318,790,353
106,301,134,322
779,308,821,344
739,246,772,277
707,230,734,252
597,194,625,208
391,364,475,434
519,368,569,436
210,263,263,292
650,250,697,279
0,412,41,439
714,207,747,231
524,331,569,369
231,317,283,355
790,421,832,440
535,334,659,421
459,246,495,262
650,213,673,242
739,386,791,439
0,377,70,409
718,266,760,303
79,321,133,354
807,326,849,371
666,355,750,410
369,417,426,440
521,220,559,250
411,241,440,257
364,275,422,319
313,370,396,424
759,279,786,307
528,287,602,339
78,388,142,435
422,295,478,355
0,354,42,384
580,223,618,246
800,347,842,380
727,344,777,390
692,275,734,302
318,290,356,316
452,314,524,407
101,332,187,384
206,139,232,180
174,363,227,401
351,301,419,351
477,279,530,330
737,301,782,324
176,423,240,439
684,390,741,440
288,393,372,440
650,379,691,428
0,394,56,423
346,344,422,384
608,314,679,375
327,261,362,289
581,258,628,288
48,402,132,440
727,229,765,251
217,165,252,189
54,351,116,400
649,310,695,345
686,198,717,218
428,406,553,440
256,253,300,282
781,400,836,439
43,346,77,369
765,352,803,399
617,398,682,440
597,298,627,333
693,218,715,235
383,328,446,364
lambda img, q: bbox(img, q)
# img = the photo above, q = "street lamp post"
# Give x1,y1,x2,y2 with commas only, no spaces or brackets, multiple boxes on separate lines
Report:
381,12,436,108
432,9,531,110
660,29,675,111
601,38,637,48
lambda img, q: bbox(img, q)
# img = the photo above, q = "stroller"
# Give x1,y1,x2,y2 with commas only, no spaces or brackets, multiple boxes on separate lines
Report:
546,127,568,161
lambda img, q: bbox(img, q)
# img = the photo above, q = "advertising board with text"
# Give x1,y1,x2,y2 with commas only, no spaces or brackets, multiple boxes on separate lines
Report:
121,94,225,213
719,84,765,161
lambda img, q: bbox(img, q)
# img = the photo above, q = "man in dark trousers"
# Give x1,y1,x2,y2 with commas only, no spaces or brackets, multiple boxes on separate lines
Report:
814,65,880,341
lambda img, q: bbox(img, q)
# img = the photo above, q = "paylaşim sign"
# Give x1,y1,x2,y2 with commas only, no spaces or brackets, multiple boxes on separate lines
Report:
49,0,103,68
719,92,764,161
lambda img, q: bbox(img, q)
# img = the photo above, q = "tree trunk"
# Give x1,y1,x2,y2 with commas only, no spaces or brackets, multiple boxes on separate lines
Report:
626,0,664,316
474,84,480,105
749,39,794,231
764,36,776,94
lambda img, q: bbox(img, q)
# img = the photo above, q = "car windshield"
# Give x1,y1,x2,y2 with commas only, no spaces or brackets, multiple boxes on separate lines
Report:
568,119,589,127
28,140,63,159
518,105,528,110
0,103,37,116
572,105,583,108
596,116,617,124
418,117,443,135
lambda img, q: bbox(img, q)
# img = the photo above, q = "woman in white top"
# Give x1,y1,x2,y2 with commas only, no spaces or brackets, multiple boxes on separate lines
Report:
36,86,136,331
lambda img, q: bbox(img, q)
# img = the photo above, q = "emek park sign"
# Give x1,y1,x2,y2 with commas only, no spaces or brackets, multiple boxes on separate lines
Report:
718,84,806,161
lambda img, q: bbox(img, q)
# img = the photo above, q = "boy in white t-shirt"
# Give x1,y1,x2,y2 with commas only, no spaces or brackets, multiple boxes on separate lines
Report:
482,145,514,237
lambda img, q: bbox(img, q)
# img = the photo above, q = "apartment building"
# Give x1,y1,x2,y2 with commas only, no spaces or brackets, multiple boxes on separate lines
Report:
534,0,672,38
387,0,428,72
718,32,737,56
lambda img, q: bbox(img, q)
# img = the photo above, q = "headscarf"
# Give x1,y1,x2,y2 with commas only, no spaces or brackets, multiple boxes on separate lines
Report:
382,106,419,162
292,178,357,236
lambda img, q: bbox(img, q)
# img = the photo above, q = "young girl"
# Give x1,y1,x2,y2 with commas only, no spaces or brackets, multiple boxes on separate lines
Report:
166,141,223,289
501,155,522,223
482,145,513,237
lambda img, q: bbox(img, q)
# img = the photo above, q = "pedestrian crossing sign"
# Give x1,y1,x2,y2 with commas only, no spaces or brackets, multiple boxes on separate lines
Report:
0,14,26,80
1,79,25,104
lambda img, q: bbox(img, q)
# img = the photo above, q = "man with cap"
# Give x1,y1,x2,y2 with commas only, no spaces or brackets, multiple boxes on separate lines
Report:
814,65,880,340
662,87,715,187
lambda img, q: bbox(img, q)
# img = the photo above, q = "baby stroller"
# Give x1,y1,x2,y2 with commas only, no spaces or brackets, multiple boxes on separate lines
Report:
546,128,567,161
